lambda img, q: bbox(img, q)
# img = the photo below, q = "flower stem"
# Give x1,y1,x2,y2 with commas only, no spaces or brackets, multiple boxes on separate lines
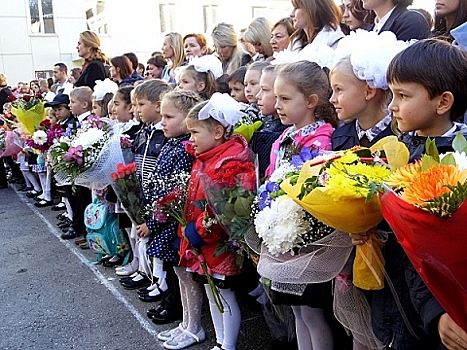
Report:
195,248,224,313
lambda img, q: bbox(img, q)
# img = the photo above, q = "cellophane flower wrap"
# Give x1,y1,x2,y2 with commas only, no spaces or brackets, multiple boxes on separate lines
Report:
381,133,467,332
0,129,22,157
50,116,116,186
199,151,257,269
233,103,263,143
25,119,63,153
9,94,46,135
252,145,353,298
110,162,145,225
279,136,410,290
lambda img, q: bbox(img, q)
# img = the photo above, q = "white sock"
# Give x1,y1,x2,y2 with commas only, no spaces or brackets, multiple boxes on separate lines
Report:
291,305,333,350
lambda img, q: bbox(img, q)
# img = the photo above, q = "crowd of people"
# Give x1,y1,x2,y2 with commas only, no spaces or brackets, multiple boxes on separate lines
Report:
1,0,467,349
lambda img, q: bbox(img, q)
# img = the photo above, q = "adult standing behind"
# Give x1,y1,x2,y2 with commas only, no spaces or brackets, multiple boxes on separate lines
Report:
69,67,82,85
244,17,274,61
160,32,186,84
270,18,295,53
109,55,137,86
343,0,376,30
123,52,145,82
289,0,345,52
74,30,108,89
183,33,210,60
0,73,12,113
39,79,55,102
362,0,430,40
146,55,166,80
434,0,467,45
212,23,249,75
52,63,73,95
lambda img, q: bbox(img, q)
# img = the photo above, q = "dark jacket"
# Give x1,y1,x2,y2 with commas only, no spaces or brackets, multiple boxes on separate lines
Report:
331,121,394,151
74,60,107,89
0,87,12,113
368,5,430,41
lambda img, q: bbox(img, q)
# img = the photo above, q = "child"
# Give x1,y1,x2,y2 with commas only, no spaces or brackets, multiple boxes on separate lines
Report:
92,78,118,118
62,87,93,242
177,55,223,100
352,39,467,349
263,60,337,350
162,94,252,350
250,65,289,178
227,66,248,103
244,61,269,106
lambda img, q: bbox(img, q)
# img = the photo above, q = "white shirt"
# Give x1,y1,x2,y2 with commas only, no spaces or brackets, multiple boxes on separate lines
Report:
373,6,396,34
76,111,91,123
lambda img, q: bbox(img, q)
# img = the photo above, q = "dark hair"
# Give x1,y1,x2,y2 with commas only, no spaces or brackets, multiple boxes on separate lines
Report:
228,66,247,84
123,52,139,70
387,39,467,122
70,67,82,80
215,74,230,94
95,92,114,117
147,54,166,68
272,17,295,36
137,63,145,72
277,60,338,127
116,86,134,106
110,56,133,80
393,0,413,6
54,62,68,73
412,8,434,29
350,0,376,26
181,66,216,100
434,0,467,39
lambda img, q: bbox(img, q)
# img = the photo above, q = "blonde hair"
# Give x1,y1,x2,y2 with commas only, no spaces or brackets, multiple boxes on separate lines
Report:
0,73,7,87
244,17,274,58
165,32,186,69
133,79,172,103
162,90,202,116
70,86,93,107
79,30,109,64
211,23,244,75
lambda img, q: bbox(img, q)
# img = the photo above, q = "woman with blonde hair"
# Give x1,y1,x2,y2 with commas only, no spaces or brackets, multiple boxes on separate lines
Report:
289,0,344,51
161,32,186,83
244,17,274,60
211,22,248,75
74,30,108,89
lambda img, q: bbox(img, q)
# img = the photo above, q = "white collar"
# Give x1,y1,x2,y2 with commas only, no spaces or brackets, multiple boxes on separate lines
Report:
77,111,91,123
373,6,396,33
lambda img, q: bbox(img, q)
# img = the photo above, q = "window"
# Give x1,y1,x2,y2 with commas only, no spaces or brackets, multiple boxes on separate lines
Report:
29,0,55,34
159,3,176,32
35,70,53,80
203,5,218,33
252,6,267,18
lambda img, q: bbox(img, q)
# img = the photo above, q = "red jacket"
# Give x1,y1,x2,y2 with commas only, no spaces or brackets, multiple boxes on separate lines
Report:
179,135,250,276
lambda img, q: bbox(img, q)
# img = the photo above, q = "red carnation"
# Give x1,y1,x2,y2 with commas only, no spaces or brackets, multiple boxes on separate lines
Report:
22,94,32,102
240,172,256,191
110,172,119,181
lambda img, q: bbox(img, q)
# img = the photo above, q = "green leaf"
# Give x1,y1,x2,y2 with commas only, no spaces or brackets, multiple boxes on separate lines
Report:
233,196,252,217
452,132,467,154
235,254,244,269
440,153,456,166
192,199,207,210
425,138,439,161
420,154,439,171
214,242,229,257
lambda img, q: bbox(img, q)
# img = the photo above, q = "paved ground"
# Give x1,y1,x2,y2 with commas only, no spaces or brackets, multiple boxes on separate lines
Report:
0,186,272,350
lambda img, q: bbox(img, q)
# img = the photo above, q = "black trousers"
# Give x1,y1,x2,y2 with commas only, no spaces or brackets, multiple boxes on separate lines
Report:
64,185,92,237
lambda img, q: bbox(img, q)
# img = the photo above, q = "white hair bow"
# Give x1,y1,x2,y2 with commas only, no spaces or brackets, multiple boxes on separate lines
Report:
198,93,246,132
189,55,224,79
92,78,118,101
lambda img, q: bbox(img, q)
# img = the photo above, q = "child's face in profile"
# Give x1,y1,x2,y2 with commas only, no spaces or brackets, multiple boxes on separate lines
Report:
244,69,261,104
160,99,188,138
92,99,103,117
53,105,70,121
136,97,160,124
3,104,11,115
389,81,447,136
70,97,89,116
178,71,201,94
186,119,222,155
229,81,248,103
47,112,58,125
256,71,277,116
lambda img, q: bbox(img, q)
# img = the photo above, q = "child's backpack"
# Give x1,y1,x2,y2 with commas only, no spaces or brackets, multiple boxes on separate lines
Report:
84,198,130,264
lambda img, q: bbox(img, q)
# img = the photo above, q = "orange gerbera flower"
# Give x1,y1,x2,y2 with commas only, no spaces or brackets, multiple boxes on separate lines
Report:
401,164,467,207
385,160,422,191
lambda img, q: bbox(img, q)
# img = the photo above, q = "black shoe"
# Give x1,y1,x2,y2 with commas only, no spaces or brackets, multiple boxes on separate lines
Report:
137,287,151,295
138,292,163,303
18,186,33,192
34,200,54,208
60,228,78,240
150,308,182,324
102,256,124,268
51,202,66,211
26,189,42,198
147,305,165,319
120,274,151,290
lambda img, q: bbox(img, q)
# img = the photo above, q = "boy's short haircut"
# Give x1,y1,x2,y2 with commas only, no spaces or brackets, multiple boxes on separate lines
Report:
133,79,172,103
228,66,247,84
70,86,93,107
387,39,467,122
262,65,277,76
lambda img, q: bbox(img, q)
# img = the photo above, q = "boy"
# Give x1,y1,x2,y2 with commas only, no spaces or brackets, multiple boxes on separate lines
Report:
227,66,248,103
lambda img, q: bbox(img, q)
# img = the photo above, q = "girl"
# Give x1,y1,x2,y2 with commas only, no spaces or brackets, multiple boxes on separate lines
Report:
161,32,186,84
434,0,467,45
342,0,376,31
264,60,337,350
160,94,252,350
177,55,223,100
270,17,295,53
289,0,345,52
244,61,270,106
109,55,136,86
92,79,118,118
244,17,274,60
183,33,209,60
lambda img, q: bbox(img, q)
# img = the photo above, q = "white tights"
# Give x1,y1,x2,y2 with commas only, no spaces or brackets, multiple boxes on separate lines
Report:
291,306,333,350
204,285,241,350
23,170,40,191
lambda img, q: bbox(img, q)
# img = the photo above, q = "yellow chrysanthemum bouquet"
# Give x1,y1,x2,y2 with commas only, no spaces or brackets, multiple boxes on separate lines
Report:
381,133,467,332
280,136,409,290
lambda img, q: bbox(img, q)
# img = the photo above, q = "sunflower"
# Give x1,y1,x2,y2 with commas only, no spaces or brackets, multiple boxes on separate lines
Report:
401,164,467,207
385,160,422,191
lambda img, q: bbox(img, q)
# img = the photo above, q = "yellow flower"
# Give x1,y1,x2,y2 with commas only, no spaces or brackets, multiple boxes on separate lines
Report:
385,160,422,191
401,164,467,206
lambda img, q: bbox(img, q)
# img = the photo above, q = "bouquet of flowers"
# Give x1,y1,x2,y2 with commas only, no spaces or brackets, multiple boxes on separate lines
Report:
50,115,114,185
233,103,263,142
25,119,63,153
0,129,22,157
199,155,257,268
110,162,145,225
278,136,410,290
8,94,46,135
381,133,467,332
